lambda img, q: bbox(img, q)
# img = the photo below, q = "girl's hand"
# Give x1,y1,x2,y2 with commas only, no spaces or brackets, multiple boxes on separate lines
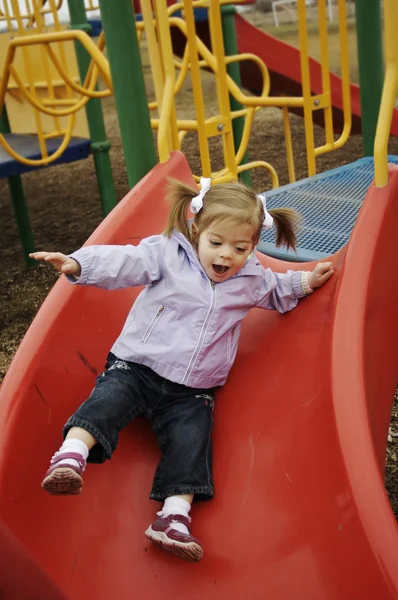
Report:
29,252,81,277
309,262,334,289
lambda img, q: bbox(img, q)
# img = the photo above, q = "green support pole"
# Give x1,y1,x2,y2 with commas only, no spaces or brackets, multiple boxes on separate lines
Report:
0,107,36,267
67,0,117,215
97,0,157,188
354,0,384,156
221,4,251,185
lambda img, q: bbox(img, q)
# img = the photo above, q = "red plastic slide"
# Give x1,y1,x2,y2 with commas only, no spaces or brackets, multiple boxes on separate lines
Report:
1,151,398,599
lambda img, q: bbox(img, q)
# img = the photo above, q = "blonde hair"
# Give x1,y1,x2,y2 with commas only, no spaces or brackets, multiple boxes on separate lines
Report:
163,179,300,251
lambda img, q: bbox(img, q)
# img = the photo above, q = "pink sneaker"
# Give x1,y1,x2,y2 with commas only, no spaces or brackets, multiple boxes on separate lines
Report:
145,514,203,562
41,452,86,496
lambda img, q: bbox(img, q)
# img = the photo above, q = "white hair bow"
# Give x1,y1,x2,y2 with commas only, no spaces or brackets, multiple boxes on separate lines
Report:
257,193,274,230
190,177,212,214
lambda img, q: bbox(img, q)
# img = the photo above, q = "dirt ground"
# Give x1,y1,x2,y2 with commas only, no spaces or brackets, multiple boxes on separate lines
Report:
1,6,398,518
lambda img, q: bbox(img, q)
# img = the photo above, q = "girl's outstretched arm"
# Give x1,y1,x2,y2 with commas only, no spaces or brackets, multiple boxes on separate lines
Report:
256,261,334,312
29,252,81,277
30,236,168,290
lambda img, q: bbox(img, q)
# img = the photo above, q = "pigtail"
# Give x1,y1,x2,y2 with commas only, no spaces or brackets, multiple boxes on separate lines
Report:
268,208,301,252
163,178,198,241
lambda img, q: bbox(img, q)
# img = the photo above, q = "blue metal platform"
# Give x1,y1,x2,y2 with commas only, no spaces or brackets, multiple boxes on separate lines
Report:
257,156,398,262
0,134,90,178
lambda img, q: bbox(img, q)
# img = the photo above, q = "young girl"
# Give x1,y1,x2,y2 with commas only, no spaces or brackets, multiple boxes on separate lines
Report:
30,177,334,563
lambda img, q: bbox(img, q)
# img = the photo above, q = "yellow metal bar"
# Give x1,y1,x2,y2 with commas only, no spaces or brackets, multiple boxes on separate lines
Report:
141,1,167,135
317,0,333,145
374,0,398,187
234,107,254,165
297,0,316,176
38,6,63,133
224,53,271,97
174,46,191,96
45,44,111,98
41,98,82,106
5,30,112,90
10,0,48,158
0,1,13,32
237,160,279,188
181,0,211,176
282,107,296,183
152,0,180,160
7,78,79,90
207,0,237,179
332,0,352,151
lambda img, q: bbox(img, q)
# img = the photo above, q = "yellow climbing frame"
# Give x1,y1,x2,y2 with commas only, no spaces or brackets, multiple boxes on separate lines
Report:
140,0,352,184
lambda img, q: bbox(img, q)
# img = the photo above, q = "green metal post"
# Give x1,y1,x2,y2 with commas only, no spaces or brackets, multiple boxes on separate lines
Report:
0,107,36,267
97,0,157,188
67,0,117,215
220,4,250,185
354,0,384,156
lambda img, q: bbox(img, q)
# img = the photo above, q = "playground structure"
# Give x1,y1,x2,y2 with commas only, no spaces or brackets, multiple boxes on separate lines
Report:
1,0,398,597
2,0,394,266
0,0,118,267
138,0,353,184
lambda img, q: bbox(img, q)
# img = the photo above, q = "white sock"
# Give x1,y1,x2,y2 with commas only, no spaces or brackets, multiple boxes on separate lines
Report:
53,438,89,469
158,496,192,535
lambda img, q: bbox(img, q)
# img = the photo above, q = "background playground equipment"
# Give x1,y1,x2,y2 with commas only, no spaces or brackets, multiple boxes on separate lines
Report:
133,0,352,184
0,0,116,266
2,0,398,597
2,0,392,265
127,0,397,261
134,0,395,187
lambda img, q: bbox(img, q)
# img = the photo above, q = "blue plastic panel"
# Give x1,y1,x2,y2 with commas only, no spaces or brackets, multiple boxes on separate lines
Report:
0,134,90,178
257,156,398,262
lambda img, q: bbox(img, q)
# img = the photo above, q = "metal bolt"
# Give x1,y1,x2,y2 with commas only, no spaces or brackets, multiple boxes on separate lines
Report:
217,123,224,131
314,99,320,107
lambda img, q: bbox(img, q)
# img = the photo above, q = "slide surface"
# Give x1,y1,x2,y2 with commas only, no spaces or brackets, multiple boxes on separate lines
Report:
1,152,398,599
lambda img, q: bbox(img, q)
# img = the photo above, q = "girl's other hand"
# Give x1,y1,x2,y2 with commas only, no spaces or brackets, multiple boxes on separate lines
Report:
309,262,334,289
29,252,81,277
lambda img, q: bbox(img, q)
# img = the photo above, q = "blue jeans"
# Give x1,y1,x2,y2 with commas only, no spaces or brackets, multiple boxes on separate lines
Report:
63,353,215,501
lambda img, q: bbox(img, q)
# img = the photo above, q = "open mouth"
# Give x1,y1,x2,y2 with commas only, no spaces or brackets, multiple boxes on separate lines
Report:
212,264,229,275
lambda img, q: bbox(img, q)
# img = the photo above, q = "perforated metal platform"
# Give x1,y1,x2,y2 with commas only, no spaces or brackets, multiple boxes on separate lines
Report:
257,156,398,262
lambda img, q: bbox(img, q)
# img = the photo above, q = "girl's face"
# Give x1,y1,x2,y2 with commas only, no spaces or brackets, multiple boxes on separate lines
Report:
196,222,256,282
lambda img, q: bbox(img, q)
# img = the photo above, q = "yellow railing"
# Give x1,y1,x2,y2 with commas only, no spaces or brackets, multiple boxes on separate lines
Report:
297,0,351,176
141,0,352,184
374,0,398,187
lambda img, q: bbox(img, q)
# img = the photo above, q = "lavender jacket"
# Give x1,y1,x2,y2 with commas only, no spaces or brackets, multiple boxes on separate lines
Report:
69,231,308,389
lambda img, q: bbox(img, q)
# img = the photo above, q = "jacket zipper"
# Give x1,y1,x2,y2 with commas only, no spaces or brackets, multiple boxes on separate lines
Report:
227,325,236,363
182,279,216,385
141,305,165,343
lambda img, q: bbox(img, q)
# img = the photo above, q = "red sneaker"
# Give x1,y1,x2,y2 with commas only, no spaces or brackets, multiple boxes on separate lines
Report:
41,452,86,495
145,514,203,562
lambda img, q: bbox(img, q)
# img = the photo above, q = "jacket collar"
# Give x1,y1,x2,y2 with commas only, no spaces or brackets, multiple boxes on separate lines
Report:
170,230,262,279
